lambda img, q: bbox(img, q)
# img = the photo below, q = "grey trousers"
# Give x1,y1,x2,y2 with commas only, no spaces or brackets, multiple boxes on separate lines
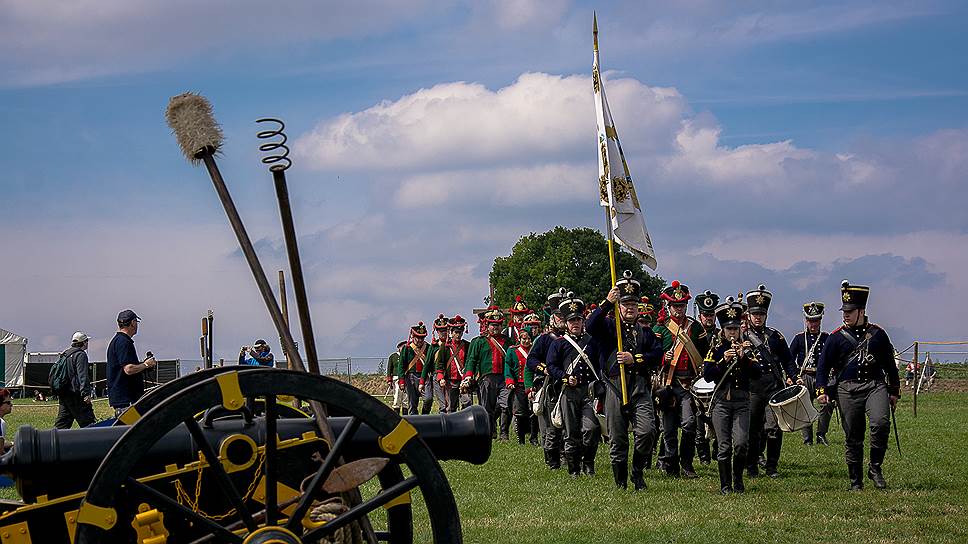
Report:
800,373,834,440
711,390,751,462
478,374,504,434
748,373,782,466
507,386,529,417
837,380,890,465
561,385,601,457
54,391,96,429
404,372,422,415
605,374,656,464
659,381,696,469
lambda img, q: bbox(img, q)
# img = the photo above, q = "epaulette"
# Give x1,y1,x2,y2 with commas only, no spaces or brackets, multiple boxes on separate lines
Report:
831,325,845,334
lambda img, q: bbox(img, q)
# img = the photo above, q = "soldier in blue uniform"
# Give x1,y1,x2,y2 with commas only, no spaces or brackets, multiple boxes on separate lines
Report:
586,271,664,490
744,284,796,478
527,288,568,469
694,290,720,466
816,280,900,490
704,297,759,494
789,302,833,445
546,293,604,478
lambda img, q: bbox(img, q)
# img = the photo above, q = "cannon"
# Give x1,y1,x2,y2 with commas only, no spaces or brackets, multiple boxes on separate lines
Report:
0,367,493,543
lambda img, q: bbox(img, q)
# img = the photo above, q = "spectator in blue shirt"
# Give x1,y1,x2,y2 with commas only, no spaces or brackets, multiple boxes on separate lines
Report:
107,309,155,417
241,339,274,367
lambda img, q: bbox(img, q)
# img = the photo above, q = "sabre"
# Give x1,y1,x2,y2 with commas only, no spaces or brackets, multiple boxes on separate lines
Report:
891,403,902,457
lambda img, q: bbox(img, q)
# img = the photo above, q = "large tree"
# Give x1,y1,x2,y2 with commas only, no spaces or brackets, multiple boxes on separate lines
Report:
490,227,665,316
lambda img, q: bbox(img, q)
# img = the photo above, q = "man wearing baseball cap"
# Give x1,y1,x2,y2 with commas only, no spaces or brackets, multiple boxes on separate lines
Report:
107,309,156,417
53,331,96,429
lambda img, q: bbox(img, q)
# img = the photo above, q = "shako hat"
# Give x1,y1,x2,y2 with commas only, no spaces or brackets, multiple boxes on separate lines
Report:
448,315,467,332
695,290,719,314
559,292,586,321
715,297,746,329
484,305,506,324
522,312,542,327
803,301,825,320
433,314,450,331
615,270,641,303
660,280,690,304
745,284,772,315
410,322,428,337
840,280,870,311
547,287,568,315
637,296,656,324
509,295,529,315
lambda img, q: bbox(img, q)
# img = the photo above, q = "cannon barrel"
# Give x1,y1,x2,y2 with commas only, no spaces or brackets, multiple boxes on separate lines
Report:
2,406,491,502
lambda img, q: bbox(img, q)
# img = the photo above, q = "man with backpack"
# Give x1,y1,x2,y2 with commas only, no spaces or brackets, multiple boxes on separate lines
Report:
52,332,96,429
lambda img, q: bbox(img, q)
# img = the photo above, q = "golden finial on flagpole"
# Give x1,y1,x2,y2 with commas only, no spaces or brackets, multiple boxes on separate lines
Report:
593,11,599,52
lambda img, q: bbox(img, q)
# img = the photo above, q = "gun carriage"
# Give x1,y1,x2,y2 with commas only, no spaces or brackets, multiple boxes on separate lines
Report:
0,366,491,543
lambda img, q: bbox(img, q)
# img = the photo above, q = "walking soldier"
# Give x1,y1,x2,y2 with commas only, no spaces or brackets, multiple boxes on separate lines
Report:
744,284,796,478
546,293,603,478
465,306,510,439
789,302,833,445
436,315,471,413
421,314,451,414
388,341,407,416
586,271,664,490
398,322,430,415
652,281,710,478
816,280,900,490
704,298,757,494
522,312,544,446
527,288,569,469
694,290,720,466
504,325,537,444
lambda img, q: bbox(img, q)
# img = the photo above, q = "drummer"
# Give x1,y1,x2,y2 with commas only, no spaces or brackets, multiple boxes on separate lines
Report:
789,302,833,446
704,297,758,494
694,290,720,466
744,284,796,479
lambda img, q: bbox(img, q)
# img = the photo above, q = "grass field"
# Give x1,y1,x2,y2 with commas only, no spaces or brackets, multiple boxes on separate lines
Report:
3,390,966,543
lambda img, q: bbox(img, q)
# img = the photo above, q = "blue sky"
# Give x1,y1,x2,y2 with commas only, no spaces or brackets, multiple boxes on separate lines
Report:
2,0,966,363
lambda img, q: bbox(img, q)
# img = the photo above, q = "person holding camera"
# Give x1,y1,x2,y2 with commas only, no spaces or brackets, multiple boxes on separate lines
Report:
240,340,274,367
107,309,156,418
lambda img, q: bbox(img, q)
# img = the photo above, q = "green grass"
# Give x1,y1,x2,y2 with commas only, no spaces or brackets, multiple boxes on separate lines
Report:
3,394,966,543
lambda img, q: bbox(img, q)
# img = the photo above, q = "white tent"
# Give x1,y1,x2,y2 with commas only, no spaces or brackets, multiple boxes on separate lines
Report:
0,328,27,387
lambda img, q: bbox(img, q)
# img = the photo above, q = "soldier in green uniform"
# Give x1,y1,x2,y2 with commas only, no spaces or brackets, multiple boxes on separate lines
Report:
421,314,451,415
465,307,510,439
436,315,471,413
387,341,406,415
653,281,709,478
498,297,530,439
694,290,720,466
398,322,430,415
522,312,543,446
504,325,536,444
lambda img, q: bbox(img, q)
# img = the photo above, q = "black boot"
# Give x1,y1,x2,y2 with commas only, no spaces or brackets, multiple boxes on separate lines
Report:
732,454,745,493
612,461,628,489
499,410,511,440
582,446,596,476
765,433,782,478
631,451,647,491
516,416,528,445
566,454,581,478
698,437,711,466
868,448,887,489
848,463,864,491
718,460,732,495
680,434,698,478
529,415,540,446
546,448,561,470
816,434,830,446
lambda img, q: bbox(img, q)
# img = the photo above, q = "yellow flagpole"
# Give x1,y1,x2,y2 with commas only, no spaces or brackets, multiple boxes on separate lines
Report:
596,13,628,405
604,208,629,405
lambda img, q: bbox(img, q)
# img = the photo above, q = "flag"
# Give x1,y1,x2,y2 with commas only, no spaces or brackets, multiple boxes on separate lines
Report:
593,14,658,270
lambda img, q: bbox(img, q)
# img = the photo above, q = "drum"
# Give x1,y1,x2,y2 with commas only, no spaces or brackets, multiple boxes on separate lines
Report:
768,384,819,432
690,377,715,409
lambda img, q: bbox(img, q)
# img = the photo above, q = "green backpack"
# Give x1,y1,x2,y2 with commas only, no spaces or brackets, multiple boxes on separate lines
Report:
48,351,74,393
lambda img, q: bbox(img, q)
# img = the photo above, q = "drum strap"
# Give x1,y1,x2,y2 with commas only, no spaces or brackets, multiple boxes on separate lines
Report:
665,319,702,385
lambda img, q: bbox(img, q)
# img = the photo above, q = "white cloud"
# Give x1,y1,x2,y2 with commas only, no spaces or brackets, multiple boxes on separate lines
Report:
295,72,685,172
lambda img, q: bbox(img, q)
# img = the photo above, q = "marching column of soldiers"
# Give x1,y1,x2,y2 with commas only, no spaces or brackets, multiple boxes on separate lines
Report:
388,276,900,493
